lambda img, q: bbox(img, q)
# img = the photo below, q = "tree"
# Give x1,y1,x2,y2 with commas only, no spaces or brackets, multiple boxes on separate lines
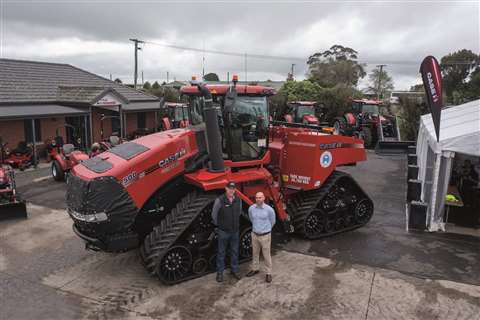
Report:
307,45,366,88
152,81,161,90
143,81,151,90
397,97,429,141
409,84,424,92
440,49,479,101
204,73,220,81
367,68,394,98
114,78,122,84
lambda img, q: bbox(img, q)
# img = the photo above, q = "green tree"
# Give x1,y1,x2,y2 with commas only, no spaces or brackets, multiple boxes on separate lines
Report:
440,49,479,102
143,81,151,90
397,97,430,141
367,68,394,99
114,78,122,84
307,45,366,88
152,81,161,90
204,73,220,81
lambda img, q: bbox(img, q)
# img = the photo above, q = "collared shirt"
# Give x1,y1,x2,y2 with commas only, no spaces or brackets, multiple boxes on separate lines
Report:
248,203,276,234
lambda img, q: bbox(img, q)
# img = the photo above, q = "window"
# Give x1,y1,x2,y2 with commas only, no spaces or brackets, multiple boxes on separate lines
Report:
137,112,146,129
24,119,42,143
111,117,121,135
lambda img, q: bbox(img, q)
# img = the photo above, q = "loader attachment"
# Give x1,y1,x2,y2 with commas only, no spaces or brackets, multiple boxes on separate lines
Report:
0,200,27,219
375,140,416,155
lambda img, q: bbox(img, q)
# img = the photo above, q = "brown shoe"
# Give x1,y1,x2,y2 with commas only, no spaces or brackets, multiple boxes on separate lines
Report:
246,270,260,277
266,274,272,283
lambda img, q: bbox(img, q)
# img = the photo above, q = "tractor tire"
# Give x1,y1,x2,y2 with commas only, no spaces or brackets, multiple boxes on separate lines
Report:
333,117,347,135
52,160,65,182
361,127,373,148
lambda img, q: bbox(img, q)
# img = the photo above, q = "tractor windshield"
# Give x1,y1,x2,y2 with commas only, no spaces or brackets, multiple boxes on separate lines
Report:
296,105,315,118
232,96,268,125
362,104,380,114
174,107,188,121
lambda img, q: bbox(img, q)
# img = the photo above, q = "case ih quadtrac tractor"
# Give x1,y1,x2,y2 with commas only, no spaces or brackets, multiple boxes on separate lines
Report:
66,78,373,284
332,99,400,148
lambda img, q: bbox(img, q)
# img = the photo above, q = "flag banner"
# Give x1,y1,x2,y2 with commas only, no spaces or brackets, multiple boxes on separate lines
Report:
420,56,443,142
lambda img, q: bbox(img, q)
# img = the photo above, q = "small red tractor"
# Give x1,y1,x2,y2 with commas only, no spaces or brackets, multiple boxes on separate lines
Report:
51,125,90,182
66,77,373,285
0,138,27,218
161,102,190,130
332,99,400,148
2,141,36,170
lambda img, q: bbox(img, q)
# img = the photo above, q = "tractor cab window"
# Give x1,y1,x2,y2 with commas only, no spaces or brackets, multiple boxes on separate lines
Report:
352,102,362,113
362,104,380,114
174,107,188,121
295,105,314,120
227,96,268,161
187,96,204,125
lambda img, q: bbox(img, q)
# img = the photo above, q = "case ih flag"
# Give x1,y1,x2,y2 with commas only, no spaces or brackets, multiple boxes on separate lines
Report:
420,55,443,142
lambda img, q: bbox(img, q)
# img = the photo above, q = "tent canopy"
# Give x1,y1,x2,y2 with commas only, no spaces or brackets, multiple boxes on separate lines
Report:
418,99,480,156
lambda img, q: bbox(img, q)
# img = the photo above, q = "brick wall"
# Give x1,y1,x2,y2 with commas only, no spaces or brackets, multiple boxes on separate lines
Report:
0,120,25,149
125,113,137,137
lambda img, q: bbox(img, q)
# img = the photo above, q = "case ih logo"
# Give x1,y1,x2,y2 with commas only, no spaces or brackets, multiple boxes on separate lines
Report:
158,148,187,168
427,72,439,103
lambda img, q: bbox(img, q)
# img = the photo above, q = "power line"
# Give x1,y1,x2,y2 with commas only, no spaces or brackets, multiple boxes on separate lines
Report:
141,40,477,66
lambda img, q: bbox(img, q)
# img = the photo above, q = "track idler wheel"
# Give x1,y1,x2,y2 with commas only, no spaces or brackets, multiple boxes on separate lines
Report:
158,246,192,284
239,227,252,259
303,210,325,238
354,199,374,224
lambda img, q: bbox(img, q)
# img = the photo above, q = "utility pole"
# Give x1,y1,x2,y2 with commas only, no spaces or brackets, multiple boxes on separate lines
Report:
291,64,295,80
141,71,144,86
129,38,144,89
376,64,387,100
244,53,248,83
167,71,169,83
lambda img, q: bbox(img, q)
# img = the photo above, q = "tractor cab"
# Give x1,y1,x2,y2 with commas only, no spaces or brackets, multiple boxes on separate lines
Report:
286,101,319,124
180,78,274,162
162,102,190,129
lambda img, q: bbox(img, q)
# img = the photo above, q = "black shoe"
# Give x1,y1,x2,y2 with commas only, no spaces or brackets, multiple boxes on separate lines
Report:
266,274,272,283
216,273,223,283
230,272,241,280
246,270,260,277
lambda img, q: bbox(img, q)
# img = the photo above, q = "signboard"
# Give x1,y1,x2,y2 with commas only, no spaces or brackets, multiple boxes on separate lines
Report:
420,56,443,142
93,93,122,112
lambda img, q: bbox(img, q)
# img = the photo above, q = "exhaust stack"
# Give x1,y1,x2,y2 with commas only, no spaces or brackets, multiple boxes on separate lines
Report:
192,81,225,173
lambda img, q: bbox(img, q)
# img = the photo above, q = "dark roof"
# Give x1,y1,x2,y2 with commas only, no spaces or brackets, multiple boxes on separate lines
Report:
0,58,158,105
0,104,89,120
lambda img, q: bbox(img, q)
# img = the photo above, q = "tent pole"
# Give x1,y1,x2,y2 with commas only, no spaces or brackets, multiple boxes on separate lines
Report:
428,152,442,231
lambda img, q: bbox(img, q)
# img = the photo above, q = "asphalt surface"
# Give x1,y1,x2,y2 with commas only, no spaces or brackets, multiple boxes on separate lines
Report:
0,153,479,319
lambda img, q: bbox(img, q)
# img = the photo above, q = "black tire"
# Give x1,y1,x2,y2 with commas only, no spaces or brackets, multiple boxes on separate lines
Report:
52,160,65,182
361,127,373,148
333,117,347,135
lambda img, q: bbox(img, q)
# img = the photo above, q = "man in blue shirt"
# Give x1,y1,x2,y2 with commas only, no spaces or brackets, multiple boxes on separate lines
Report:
246,192,276,283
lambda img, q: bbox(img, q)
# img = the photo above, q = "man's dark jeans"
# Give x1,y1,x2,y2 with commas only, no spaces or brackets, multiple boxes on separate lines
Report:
216,229,239,274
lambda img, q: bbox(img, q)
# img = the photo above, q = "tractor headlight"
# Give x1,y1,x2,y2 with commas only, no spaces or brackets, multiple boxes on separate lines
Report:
68,209,108,222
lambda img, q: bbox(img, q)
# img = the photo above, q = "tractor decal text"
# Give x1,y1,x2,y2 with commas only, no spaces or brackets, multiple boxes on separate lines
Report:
158,148,187,168
289,174,311,185
319,142,342,149
122,171,138,187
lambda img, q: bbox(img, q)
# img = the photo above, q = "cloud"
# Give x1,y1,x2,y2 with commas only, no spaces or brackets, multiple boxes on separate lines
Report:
2,1,479,90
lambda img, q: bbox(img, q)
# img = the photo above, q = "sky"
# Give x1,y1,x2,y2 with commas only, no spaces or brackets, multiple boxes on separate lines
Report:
0,0,479,90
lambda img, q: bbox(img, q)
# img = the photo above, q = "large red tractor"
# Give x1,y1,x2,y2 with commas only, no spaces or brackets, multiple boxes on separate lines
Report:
332,99,400,148
66,78,373,284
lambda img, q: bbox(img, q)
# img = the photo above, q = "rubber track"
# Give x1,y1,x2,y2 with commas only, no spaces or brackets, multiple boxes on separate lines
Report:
289,170,373,239
139,191,217,282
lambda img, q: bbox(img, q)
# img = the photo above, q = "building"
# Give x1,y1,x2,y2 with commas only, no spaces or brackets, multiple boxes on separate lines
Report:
0,58,161,155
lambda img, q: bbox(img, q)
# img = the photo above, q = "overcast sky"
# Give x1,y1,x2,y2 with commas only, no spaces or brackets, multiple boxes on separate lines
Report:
1,0,479,90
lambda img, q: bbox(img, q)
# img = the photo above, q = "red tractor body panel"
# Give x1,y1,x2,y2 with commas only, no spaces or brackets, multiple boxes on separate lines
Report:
71,129,200,209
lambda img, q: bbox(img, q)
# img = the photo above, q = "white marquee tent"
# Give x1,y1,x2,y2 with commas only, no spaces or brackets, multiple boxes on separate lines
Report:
416,99,480,231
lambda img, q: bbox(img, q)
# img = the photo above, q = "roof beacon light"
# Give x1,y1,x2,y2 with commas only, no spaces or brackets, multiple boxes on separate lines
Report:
191,75,197,81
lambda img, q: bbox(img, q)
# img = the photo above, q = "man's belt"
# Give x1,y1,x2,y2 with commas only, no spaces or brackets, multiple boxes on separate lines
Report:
253,231,271,237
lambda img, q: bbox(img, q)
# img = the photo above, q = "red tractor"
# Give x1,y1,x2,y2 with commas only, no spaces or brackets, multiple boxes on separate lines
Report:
332,99,400,148
2,141,36,170
161,102,190,130
66,78,373,285
51,125,90,182
283,101,320,125
0,139,27,218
